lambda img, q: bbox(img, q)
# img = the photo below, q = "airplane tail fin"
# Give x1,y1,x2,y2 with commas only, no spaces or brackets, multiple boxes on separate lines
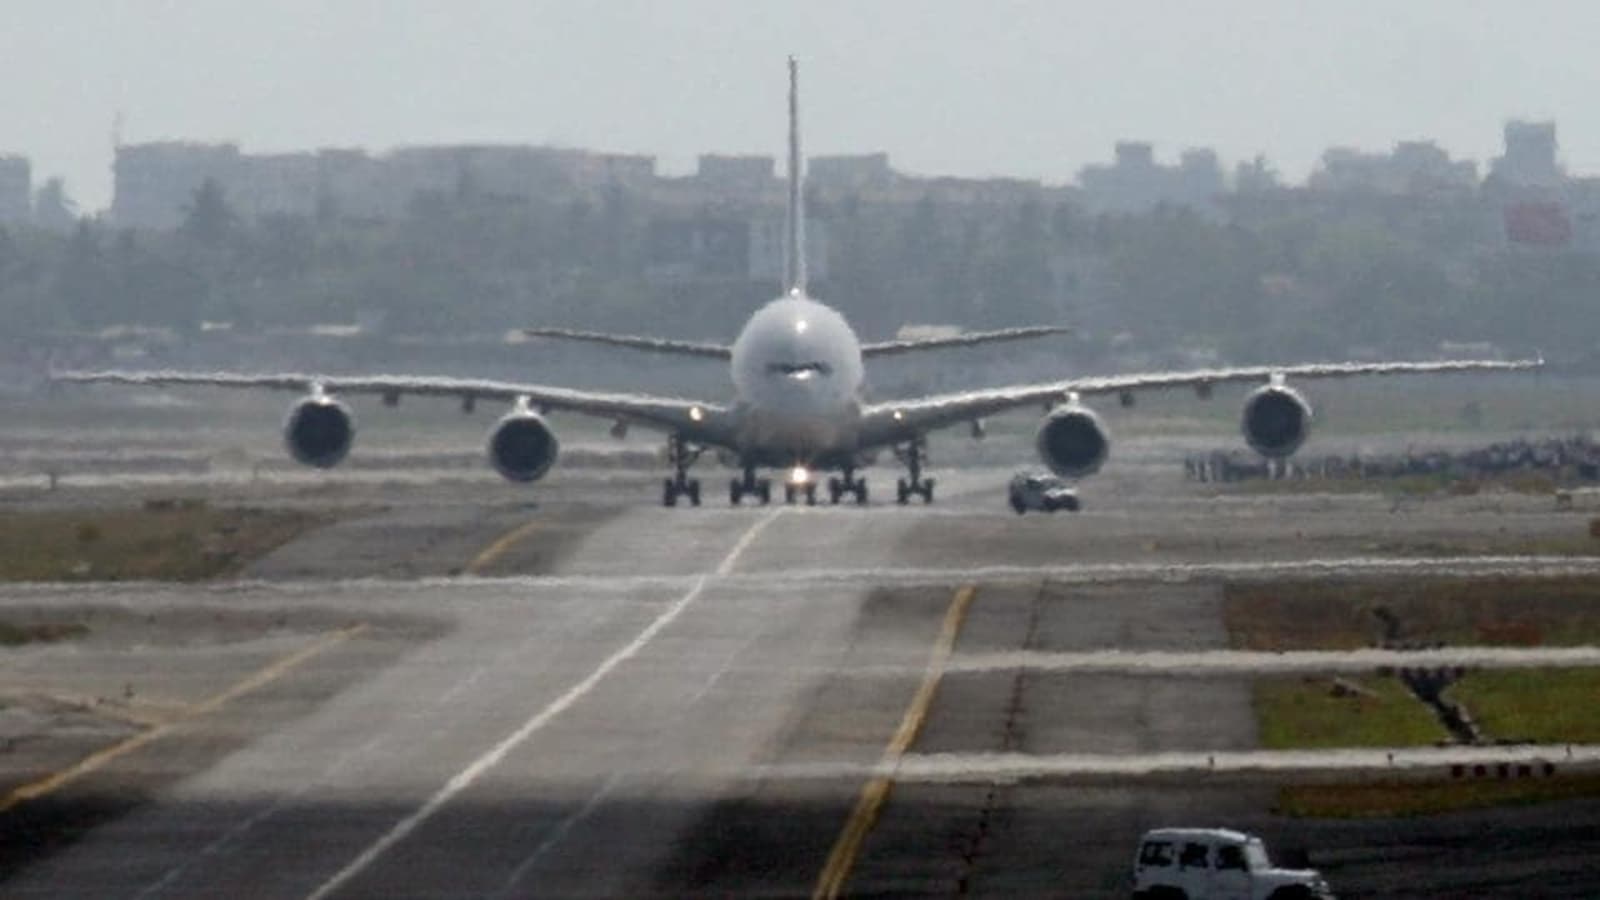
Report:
785,56,807,296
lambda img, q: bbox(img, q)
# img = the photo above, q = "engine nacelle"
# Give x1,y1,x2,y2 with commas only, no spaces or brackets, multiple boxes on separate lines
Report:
1035,403,1110,479
283,395,355,468
487,410,559,482
1241,383,1313,459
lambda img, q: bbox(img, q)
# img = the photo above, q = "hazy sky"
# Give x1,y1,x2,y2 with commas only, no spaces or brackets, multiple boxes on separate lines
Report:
3,1,1596,211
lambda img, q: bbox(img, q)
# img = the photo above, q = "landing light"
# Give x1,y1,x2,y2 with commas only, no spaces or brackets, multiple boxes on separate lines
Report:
689,405,704,423
795,319,809,335
788,465,811,485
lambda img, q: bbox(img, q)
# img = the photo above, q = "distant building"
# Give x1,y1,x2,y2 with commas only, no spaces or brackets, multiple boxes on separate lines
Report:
1078,141,1223,213
810,153,894,191
695,154,776,193
0,155,29,223
1308,140,1476,195
112,141,659,228
1489,120,1562,188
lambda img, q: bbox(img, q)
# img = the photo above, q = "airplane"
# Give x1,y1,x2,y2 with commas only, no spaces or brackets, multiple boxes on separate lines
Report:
56,58,1541,508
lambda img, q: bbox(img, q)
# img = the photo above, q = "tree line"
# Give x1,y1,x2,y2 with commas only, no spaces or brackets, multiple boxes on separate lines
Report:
0,177,1592,362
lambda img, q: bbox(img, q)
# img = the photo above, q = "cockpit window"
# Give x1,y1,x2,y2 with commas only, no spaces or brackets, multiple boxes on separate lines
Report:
767,361,832,379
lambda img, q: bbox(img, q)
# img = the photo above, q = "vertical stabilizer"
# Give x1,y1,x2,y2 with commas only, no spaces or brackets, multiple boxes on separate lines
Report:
785,56,807,296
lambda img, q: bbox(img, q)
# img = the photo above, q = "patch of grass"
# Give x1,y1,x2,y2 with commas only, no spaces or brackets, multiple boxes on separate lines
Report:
0,620,89,646
1255,676,1446,750
1277,773,1600,819
1225,576,1600,651
1451,668,1600,744
0,504,334,582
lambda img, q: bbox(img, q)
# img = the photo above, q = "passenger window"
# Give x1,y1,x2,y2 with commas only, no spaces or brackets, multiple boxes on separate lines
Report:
1138,842,1173,867
1179,842,1210,869
1216,845,1247,871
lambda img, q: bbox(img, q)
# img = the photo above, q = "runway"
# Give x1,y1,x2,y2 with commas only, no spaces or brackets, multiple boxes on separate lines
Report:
4,464,1600,897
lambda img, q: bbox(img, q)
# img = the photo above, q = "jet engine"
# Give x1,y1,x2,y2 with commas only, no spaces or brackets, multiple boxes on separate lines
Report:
1241,382,1312,458
487,408,560,482
283,394,355,468
1035,402,1110,479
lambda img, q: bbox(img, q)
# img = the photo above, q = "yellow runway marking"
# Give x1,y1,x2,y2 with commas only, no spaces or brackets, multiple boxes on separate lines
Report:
0,624,368,815
465,519,545,575
812,585,976,900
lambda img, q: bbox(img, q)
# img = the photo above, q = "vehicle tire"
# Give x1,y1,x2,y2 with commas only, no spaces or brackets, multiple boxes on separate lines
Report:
1010,493,1026,515
662,478,677,507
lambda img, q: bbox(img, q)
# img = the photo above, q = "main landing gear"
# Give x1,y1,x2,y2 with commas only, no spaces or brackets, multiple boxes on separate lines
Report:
893,440,935,505
784,480,819,505
729,467,773,506
662,434,702,507
827,471,868,505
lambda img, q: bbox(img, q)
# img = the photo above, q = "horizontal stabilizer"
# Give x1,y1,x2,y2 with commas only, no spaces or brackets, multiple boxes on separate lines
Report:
861,325,1071,358
521,327,732,360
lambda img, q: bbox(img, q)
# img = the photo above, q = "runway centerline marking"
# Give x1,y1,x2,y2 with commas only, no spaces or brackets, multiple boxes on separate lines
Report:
465,518,546,575
812,584,976,900
0,624,367,815
306,507,786,900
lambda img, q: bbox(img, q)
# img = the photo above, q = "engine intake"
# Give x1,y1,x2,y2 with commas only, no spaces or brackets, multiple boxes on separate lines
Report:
1241,384,1312,458
488,410,559,482
283,395,355,468
1035,403,1109,479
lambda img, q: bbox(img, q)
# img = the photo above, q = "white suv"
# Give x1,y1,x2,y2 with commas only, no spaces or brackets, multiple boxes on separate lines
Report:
1132,828,1335,900
1008,471,1081,514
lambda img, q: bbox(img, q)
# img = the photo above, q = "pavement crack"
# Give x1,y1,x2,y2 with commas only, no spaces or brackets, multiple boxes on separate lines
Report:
952,580,1047,895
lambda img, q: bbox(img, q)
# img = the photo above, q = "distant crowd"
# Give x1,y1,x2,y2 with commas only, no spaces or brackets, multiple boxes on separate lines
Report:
1185,435,1600,484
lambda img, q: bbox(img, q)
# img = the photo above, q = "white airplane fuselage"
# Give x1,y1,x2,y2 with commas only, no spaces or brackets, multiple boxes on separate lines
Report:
728,290,866,469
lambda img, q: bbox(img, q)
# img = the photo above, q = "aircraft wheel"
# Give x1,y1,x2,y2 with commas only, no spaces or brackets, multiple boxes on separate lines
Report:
662,478,678,507
896,478,910,505
1011,493,1026,515
757,480,772,505
730,479,744,505
687,479,701,507
804,483,817,506
855,480,869,505
784,483,797,504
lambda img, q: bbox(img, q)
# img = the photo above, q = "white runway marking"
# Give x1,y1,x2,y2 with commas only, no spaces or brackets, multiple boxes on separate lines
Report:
304,508,784,900
763,744,1600,784
944,645,1600,676
10,554,1600,602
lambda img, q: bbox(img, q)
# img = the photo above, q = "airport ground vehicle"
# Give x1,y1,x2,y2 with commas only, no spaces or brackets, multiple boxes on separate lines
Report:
1008,471,1081,514
1132,827,1335,900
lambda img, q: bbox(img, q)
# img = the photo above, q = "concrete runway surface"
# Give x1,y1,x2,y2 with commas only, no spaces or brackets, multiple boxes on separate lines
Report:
3,462,1600,897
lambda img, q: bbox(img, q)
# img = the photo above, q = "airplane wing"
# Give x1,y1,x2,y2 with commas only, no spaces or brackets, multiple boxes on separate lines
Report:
857,357,1543,446
53,369,739,447
860,325,1071,358
520,327,732,360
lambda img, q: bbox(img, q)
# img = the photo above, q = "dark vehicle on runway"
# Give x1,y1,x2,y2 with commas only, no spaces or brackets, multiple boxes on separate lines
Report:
1008,471,1080,514
1132,827,1335,900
